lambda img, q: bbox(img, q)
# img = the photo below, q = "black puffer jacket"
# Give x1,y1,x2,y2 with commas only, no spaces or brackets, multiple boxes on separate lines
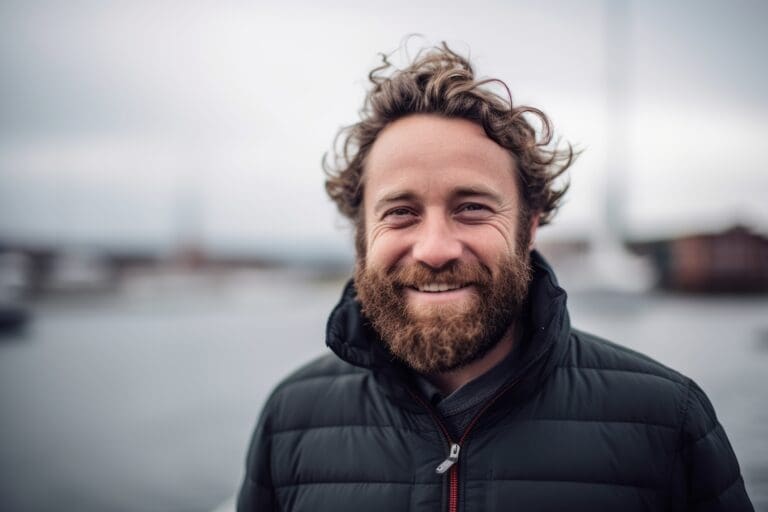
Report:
238,252,753,511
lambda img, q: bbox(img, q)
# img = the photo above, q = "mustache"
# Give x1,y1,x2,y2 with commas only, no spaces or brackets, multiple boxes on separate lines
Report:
387,261,493,288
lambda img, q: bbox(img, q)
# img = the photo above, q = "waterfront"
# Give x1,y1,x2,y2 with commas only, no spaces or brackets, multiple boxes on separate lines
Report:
1,268,766,511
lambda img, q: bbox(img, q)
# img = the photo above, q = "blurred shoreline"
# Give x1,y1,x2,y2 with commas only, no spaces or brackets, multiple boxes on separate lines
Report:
1,263,766,511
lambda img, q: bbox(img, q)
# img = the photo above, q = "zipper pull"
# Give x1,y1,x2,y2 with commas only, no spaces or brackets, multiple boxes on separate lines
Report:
435,443,461,474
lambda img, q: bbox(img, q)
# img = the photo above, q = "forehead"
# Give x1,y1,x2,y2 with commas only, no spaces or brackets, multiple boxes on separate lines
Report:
363,114,518,204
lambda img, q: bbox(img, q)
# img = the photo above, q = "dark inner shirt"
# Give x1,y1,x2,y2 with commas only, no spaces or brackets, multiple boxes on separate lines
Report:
412,324,528,440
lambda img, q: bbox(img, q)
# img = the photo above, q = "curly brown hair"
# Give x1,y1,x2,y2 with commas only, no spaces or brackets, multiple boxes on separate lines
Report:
324,43,575,251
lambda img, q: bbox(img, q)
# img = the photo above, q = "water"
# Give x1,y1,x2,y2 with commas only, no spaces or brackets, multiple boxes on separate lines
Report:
1,268,766,511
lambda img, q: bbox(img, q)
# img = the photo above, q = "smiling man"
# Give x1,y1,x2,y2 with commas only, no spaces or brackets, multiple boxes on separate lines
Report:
237,44,753,512
356,115,535,394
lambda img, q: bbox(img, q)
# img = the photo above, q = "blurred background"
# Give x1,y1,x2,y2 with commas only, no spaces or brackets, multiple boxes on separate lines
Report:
1,0,766,511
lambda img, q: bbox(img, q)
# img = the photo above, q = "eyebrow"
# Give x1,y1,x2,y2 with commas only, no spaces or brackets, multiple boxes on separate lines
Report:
372,191,418,216
451,185,505,205
372,185,505,215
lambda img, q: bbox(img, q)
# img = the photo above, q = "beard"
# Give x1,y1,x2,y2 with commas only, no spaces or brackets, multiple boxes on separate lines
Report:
354,249,532,375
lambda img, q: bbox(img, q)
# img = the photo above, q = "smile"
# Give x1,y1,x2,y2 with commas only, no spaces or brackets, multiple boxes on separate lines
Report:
414,283,467,293
404,284,476,307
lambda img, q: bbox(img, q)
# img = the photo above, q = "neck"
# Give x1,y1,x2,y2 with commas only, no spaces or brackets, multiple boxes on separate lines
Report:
427,322,519,396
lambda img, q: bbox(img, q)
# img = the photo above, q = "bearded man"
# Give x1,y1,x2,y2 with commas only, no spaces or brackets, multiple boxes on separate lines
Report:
237,44,753,512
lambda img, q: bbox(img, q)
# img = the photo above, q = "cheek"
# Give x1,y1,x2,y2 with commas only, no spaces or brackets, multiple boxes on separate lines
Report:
366,229,411,270
462,225,517,265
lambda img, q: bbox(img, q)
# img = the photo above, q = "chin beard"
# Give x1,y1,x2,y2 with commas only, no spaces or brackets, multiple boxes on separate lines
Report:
354,252,532,374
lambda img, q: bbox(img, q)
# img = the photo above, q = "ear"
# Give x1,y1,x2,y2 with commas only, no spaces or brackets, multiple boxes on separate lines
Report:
527,213,540,251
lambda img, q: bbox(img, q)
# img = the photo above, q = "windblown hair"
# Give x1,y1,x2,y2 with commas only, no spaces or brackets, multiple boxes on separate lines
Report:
324,42,575,238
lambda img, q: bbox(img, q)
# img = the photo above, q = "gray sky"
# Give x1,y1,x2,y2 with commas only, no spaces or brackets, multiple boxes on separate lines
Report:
1,0,766,252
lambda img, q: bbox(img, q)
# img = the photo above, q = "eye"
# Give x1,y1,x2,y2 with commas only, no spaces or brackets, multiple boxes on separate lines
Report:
455,202,493,222
458,203,488,213
385,207,414,218
382,207,418,225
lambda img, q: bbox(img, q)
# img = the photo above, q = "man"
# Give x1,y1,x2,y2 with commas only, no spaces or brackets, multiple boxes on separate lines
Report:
237,44,753,511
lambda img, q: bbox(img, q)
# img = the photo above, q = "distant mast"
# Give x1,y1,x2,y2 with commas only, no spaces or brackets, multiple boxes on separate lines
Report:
603,0,630,242
589,0,653,290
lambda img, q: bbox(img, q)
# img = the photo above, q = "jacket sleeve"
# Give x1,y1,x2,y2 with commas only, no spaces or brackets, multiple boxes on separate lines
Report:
682,378,754,512
237,398,277,512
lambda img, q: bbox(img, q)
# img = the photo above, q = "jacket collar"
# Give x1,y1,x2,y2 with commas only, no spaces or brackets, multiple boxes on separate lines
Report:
325,250,570,407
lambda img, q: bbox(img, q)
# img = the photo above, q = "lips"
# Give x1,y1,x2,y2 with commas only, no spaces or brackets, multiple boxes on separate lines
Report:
411,283,468,293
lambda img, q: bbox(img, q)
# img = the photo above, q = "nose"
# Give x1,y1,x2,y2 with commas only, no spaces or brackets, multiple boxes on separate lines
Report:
412,214,463,270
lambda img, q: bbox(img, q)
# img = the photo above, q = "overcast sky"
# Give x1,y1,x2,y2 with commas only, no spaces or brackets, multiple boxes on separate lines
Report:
1,0,766,253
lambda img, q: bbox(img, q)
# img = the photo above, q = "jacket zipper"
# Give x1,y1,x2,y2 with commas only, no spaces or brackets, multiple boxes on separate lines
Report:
407,335,554,512
437,444,461,512
408,377,524,512
408,390,460,512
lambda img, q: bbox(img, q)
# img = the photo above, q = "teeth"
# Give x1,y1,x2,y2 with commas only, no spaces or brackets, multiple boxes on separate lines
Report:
417,283,464,293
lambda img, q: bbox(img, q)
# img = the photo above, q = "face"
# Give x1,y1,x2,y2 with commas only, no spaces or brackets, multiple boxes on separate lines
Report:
354,114,538,374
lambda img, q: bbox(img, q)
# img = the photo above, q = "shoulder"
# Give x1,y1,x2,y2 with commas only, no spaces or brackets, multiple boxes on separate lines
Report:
274,352,366,392
560,329,729,439
260,353,371,431
565,328,688,386
547,328,698,429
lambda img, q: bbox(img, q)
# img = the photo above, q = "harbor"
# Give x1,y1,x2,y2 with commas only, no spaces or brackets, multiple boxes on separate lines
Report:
1,265,766,511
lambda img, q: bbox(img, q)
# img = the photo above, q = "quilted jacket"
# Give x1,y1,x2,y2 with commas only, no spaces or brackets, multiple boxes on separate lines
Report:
237,251,753,511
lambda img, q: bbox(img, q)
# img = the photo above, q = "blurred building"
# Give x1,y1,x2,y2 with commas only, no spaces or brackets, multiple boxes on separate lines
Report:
631,225,768,293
